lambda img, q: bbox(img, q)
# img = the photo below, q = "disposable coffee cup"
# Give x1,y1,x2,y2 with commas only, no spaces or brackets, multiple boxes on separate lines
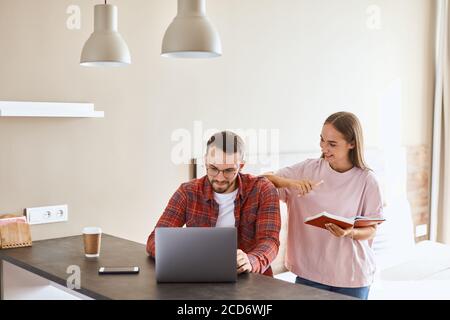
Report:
83,227,102,258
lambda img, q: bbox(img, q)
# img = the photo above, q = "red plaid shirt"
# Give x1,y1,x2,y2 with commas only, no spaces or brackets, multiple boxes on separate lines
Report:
146,173,281,276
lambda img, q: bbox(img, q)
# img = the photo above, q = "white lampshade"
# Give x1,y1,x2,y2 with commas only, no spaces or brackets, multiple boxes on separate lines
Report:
161,0,222,58
80,4,131,67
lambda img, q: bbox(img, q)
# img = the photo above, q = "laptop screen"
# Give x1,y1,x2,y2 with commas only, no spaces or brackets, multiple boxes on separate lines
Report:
155,227,237,283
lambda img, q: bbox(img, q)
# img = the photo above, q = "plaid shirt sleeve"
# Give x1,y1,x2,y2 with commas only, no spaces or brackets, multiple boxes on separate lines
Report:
146,184,187,257
246,179,281,274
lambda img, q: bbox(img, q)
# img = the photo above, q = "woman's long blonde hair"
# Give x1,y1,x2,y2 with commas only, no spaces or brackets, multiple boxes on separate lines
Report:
322,112,370,170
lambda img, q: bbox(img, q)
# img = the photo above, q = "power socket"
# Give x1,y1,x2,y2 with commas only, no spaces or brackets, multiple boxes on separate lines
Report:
25,205,68,225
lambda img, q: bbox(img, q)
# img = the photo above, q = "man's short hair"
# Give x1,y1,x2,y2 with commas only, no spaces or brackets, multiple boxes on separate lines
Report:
206,131,245,160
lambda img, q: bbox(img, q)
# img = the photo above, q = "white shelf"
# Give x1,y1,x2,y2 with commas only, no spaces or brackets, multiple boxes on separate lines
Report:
0,101,104,118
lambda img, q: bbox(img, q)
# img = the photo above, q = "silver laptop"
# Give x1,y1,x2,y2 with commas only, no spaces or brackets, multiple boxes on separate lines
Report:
155,227,237,283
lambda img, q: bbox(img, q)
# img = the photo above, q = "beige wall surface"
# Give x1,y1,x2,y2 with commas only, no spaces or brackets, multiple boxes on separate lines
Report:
0,0,434,243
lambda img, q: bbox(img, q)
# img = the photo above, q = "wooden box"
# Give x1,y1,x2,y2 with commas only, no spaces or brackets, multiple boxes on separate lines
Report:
0,214,32,249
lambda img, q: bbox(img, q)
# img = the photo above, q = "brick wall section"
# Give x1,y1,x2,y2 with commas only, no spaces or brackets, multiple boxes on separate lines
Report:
406,145,431,242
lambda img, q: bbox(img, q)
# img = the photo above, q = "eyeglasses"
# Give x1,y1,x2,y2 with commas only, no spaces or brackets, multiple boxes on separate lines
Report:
206,166,238,179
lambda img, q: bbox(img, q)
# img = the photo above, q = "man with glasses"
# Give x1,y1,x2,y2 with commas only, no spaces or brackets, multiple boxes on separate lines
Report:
146,131,281,276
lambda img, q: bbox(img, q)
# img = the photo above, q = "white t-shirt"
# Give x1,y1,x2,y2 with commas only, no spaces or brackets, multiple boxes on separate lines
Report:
214,189,238,227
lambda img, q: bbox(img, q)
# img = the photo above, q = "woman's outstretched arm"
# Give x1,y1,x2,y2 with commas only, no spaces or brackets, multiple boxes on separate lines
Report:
262,173,322,196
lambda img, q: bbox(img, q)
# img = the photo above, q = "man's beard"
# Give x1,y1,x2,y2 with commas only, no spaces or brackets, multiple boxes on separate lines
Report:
211,180,232,193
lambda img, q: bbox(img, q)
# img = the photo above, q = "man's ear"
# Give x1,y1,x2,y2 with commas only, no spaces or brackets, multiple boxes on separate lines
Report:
239,161,246,171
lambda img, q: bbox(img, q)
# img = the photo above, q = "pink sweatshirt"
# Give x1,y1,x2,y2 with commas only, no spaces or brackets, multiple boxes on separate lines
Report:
277,158,384,287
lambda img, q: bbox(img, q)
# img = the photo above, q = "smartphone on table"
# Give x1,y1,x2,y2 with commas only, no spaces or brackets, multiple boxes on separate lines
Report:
98,266,140,275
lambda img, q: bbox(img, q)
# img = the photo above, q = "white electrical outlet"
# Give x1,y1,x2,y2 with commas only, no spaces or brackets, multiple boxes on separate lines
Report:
25,205,68,225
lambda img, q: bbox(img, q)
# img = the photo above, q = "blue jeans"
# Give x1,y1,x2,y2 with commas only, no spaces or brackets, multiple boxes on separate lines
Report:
295,276,370,300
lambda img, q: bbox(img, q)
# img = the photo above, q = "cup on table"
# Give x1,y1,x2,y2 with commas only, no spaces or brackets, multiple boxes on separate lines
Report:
82,227,102,258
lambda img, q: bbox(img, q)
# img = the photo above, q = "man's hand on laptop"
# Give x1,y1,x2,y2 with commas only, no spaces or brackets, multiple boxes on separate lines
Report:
237,249,252,274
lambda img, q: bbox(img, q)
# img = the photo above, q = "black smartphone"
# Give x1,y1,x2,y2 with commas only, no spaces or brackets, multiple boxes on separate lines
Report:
98,266,140,275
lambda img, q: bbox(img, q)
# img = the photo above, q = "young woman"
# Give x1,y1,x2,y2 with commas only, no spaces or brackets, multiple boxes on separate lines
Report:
265,112,383,299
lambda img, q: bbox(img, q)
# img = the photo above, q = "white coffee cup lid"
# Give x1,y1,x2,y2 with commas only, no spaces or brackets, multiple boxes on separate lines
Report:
82,227,102,234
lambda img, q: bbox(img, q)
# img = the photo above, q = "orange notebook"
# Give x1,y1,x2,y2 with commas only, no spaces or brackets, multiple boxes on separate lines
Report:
304,212,385,230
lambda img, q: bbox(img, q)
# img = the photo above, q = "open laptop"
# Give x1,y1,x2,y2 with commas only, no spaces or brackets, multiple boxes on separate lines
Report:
155,227,237,283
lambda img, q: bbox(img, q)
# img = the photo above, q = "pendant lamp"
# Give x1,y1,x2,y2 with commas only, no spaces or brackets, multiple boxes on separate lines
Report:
80,1,131,67
161,0,222,58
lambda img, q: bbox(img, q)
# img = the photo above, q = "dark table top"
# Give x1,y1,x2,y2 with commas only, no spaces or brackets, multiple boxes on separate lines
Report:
0,234,352,300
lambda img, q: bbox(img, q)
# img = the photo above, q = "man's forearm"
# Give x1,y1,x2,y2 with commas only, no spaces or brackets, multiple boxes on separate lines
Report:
146,232,156,257
247,237,280,274
146,186,188,257
248,180,282,274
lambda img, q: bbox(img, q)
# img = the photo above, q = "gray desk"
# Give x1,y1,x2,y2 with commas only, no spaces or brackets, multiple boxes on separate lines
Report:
0,234,352,300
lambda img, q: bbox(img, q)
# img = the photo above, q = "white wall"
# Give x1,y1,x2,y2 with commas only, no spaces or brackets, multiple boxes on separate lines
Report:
0,0,434,244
